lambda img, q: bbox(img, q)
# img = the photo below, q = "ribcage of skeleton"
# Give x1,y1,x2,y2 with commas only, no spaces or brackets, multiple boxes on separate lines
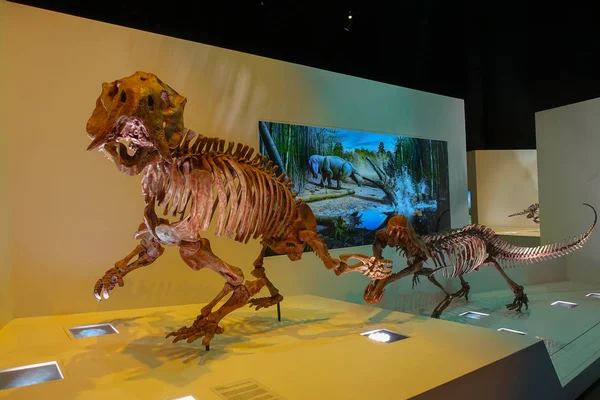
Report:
423,228,489,278
141,130,298,243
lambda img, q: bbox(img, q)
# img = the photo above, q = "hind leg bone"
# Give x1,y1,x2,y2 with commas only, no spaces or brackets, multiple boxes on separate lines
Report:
248,243,284,311
166,238,268,346
430,274,471,319
486,257,529,312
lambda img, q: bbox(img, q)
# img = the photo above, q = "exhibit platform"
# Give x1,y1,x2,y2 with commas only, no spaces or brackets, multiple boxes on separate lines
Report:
408,280,600,399
0,295,558,399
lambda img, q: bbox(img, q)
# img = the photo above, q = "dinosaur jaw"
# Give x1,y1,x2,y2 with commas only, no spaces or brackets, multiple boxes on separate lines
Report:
87,115,171,162
363,280,385,304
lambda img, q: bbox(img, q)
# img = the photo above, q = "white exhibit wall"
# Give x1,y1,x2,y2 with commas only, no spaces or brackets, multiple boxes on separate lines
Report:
466,149,567,290
0,1,13,329
469,150,539,227
536,98,600,283
5,1,468,318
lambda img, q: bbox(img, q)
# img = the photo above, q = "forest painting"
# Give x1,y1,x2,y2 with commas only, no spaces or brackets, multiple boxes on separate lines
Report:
258,121,451,253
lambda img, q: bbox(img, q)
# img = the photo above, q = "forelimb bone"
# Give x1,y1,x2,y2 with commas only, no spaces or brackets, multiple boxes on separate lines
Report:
94,226,164,300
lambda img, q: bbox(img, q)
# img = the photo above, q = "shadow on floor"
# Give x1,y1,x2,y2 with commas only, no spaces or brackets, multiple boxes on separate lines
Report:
577,379,600,399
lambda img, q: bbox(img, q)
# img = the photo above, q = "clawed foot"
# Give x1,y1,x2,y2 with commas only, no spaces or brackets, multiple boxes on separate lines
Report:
412,274,421,289
93,267,124,301
365,257,393,279
165,314,224,346
249,294,284,310
506,285,529,312
338,255,393,279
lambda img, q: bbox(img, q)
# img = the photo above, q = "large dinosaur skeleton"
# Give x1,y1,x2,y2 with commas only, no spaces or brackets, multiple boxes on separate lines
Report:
358,204,596,318
85,72,391,347
509,203,540,224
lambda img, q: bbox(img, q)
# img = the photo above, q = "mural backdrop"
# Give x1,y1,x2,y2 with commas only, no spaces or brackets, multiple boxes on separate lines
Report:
259,121,451,253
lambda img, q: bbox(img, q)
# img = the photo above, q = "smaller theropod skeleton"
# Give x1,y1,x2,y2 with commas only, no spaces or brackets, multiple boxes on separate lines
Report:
509,203,540,224
356,204,596,317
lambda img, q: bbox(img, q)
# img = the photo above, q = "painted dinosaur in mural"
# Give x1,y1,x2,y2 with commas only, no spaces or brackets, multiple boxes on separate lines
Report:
353,204,596,318
509,203,540,224
85,71,391,347
308,155,363,189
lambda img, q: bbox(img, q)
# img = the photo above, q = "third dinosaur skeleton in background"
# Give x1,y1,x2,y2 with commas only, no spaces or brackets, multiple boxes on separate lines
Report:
85,71,390,347
353,204,596,317
509,203,540,224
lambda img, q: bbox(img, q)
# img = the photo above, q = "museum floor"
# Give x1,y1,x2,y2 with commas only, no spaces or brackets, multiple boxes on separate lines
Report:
0,294,553,399
1,282,600,399
408,280,600,396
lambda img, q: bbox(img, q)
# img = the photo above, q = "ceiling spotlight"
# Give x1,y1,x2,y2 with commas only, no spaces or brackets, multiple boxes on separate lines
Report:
345,12,354,31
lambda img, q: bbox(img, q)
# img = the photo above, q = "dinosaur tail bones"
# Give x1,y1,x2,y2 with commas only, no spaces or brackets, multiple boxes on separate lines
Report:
495,203,595,267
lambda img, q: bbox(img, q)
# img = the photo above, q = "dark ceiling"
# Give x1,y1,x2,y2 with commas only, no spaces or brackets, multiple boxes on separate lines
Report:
8,0,600,150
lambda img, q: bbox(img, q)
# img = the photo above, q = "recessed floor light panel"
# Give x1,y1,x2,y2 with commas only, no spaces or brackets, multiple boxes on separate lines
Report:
498,328,526,335
68,323,119,338
0,361,63,390
551,301,578,308
361,329,409,343
459,311,489,320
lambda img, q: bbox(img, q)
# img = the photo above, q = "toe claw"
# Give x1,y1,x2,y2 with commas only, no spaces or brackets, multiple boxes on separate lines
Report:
167,315,223,346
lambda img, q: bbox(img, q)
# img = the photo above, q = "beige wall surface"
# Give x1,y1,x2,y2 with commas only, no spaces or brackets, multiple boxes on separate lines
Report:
5,2,468,318
536,98,600,283
467,149,569,289
471,150,539,227
0,1,14,329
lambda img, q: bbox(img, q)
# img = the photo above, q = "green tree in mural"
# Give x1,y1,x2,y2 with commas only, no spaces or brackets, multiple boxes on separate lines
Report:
333,142,344,157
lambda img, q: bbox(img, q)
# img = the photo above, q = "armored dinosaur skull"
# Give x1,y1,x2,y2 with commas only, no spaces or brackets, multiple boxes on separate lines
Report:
86,71,187,163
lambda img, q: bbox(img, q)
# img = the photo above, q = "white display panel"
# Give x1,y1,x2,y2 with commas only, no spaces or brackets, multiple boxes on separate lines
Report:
467,149,539,231
536,97,600,284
